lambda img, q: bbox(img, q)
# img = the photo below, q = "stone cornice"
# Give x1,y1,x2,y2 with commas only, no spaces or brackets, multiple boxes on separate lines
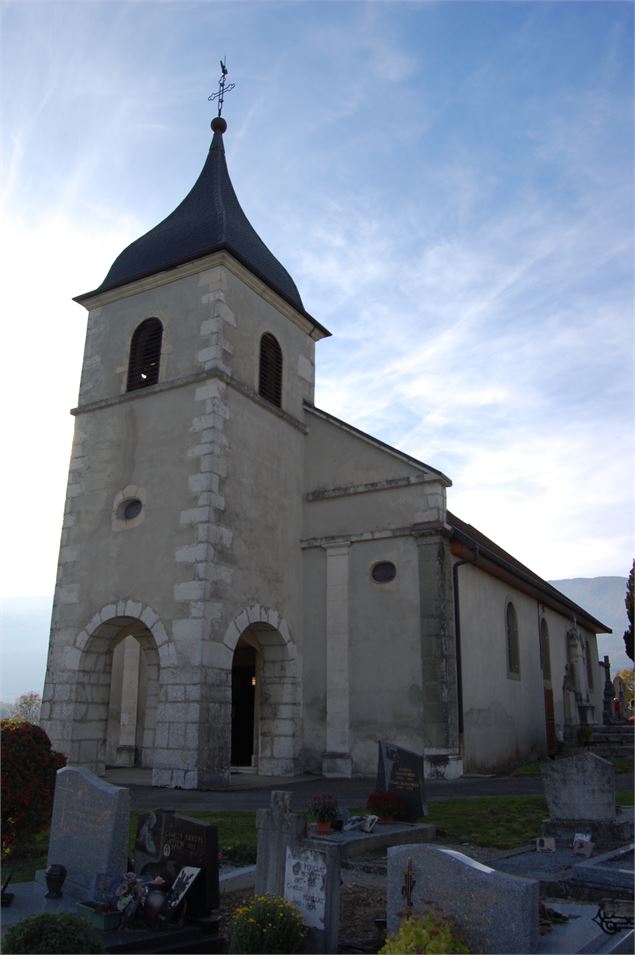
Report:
71,366,308,434
74,250,330,342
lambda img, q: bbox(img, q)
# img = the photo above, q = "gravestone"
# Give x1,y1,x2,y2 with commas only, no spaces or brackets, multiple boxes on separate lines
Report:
542,753,615,821
376,741,427,821
387,844,539,955
541,753,633,845
134,808,219,915
255,791,306,896
284,845,340,954
46,766,129,898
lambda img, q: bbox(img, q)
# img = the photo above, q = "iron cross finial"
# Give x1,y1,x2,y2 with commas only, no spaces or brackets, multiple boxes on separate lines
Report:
401,857,416,917
208,57,236,117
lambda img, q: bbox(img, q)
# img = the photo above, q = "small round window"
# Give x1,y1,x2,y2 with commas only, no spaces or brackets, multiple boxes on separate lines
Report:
119,499,142,521
371,561,396,583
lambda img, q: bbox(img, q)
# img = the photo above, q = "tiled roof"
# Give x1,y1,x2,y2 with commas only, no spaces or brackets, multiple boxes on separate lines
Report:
447,510,611,633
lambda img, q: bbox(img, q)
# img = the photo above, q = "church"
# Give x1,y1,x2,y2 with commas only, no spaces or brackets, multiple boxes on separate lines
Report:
40,104,609,789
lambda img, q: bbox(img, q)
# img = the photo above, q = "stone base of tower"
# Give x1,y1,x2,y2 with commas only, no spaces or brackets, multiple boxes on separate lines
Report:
151,767,230,789
321,752,353,778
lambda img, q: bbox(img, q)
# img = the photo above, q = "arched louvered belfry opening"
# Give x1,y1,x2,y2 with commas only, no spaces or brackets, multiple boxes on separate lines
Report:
258,333,282,407
127,318,163,392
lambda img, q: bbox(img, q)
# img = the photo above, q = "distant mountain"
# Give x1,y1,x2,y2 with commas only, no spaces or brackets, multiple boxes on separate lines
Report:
0,595,52,702
549,576,631,673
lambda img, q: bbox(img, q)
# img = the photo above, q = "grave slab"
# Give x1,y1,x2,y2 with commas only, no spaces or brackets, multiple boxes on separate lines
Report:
572,844,635,892
43,766,129,897
387,844,539,954
534,901,634,955
0,882,224,953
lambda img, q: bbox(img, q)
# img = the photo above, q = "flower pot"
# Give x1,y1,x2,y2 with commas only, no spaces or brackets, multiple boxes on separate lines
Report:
315,821,332,834
45,864,67,898
76,900,121,931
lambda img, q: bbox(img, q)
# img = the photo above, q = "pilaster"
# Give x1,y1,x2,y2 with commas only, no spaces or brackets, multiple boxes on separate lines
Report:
322,543,352,777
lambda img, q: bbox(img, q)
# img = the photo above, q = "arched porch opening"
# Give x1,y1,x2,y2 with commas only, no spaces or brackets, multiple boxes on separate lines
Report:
225,609,301,776
69,613,161,776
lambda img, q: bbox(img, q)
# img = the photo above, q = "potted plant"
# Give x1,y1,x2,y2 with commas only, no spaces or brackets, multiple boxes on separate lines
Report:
309,793,338,833
75,899,121,932
366,790,402,823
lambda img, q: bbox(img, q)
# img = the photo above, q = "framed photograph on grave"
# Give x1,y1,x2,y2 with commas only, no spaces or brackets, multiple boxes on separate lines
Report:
164,866,201,918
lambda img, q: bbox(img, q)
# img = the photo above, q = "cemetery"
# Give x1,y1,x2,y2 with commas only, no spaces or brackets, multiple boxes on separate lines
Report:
1,741,633,953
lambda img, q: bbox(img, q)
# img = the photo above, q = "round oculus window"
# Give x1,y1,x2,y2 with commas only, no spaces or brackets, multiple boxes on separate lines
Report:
120,498,142,521
371,561,396,583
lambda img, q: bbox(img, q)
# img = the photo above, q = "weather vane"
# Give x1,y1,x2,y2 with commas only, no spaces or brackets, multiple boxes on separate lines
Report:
208,57,235,117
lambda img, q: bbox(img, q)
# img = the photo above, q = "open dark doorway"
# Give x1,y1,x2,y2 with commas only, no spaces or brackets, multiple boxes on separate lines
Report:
231,643,256,766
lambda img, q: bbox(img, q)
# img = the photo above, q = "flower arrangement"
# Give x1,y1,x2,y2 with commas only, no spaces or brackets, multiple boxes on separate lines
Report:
309,792,338,823
366,790,402,820
115,873,146,912
379,911,469,954
230,895,305,954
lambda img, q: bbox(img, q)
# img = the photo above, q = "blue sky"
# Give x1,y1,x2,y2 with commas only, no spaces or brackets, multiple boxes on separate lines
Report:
1,0,633,616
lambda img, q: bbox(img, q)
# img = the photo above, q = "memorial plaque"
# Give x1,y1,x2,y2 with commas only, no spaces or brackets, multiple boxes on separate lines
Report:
376,741,427,821
284,845,340,953
134,809,219,915
284,847,327,930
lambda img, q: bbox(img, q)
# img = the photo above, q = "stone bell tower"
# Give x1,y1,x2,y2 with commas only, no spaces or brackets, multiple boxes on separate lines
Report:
41,107,330,788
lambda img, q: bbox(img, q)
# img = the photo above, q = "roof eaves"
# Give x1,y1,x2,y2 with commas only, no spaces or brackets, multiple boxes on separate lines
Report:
447,511,611,633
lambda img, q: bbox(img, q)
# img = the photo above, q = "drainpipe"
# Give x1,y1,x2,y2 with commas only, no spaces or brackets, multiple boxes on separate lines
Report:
452,543,479,755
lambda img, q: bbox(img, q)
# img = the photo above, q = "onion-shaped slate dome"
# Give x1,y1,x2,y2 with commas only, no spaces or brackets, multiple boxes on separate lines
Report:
76,116,320,327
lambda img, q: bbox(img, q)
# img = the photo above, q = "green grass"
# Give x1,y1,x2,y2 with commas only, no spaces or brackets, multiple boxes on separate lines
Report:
128,810,259,865
4,791,633,885
426,796,549,849
512,756,634,777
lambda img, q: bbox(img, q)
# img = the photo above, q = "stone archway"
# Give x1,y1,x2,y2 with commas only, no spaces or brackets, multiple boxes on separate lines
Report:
66,601,168,776
223,605,301,776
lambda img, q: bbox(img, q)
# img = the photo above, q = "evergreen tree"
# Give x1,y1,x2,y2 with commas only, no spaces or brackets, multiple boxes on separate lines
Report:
624,561,634,662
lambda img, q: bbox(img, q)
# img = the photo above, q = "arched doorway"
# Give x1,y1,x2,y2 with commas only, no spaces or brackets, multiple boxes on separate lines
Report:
231,639,258,767
224,606,300,776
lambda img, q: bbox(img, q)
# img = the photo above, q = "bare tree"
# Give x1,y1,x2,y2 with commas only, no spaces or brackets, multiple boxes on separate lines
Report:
9,691,42,723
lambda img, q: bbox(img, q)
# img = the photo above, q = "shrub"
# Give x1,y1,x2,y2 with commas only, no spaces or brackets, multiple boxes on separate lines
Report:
1,720,67,856
2,912,104,953
380,911,470,954
230,894,306,953
366,790,403,819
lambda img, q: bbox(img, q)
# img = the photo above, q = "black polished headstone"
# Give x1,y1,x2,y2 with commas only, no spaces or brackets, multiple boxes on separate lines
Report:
376,741,427,822
134,809,219,916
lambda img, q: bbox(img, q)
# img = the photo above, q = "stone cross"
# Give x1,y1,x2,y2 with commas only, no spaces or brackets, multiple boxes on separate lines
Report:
255,790,306,896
